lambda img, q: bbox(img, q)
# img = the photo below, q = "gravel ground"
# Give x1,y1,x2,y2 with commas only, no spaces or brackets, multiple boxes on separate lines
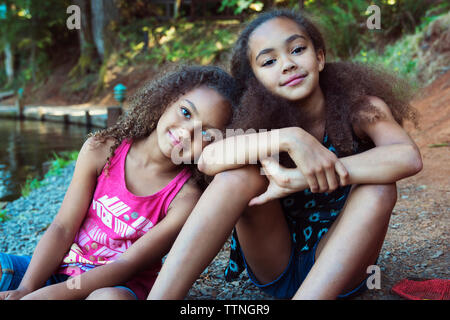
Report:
0,161,272,300
1,160,447,300
0,163,76,256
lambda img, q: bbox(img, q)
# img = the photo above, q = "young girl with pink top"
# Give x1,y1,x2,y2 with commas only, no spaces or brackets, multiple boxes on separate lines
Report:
148,10,423,300
0,65,237,300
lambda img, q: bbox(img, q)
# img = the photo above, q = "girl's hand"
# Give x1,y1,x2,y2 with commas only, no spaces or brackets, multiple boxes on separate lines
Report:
283,128,349,193
19,283,64,300
248,157,308,206
0,287,31,300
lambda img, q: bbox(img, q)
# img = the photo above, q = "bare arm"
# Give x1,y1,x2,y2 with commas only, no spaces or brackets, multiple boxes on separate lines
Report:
249,96,422,205
198,126,348,193
197,128,291,176
340,96,422,184
0,138,110,300
21,181,202,300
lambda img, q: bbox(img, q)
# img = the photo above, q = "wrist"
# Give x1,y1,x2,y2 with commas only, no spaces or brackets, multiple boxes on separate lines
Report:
279,127,305,152
16,283,34,295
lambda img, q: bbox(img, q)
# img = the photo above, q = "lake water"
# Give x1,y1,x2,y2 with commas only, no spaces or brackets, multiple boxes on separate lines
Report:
0,119,90,202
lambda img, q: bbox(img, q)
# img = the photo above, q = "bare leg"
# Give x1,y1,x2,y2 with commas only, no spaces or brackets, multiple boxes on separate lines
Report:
293,183,397,299
148,166,291,299
86,287,136,300
235,188,291,284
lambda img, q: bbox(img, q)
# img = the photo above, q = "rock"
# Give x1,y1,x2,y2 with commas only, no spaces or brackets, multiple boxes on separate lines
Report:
430,250,443,259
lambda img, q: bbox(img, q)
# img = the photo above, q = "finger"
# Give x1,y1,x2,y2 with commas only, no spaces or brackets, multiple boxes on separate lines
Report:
248,192,273,206
261,158,290,186
324,166,339,191
260,157,283,176
315,170,329,193
335,161,349,186
305,173,319,193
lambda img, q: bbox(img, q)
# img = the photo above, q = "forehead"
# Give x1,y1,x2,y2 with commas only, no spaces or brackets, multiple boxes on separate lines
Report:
177,86,231,128
248,17,309,52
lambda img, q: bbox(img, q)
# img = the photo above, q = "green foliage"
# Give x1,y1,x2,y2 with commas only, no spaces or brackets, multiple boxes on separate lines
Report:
219,0,263,14
0,208,9,223
304,0,369,59
20,150,78,197
116,19,240,66
352,10,449,86
1,0,448,96
45,151,78,177
0,0,71,89
301,0,438,60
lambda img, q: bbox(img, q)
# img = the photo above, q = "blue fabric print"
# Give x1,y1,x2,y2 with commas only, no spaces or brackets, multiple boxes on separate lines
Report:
224,130,374,282
303,226,313,241
304,200,316,209
229,259,238,272
318,228,329,239
309,212,320,222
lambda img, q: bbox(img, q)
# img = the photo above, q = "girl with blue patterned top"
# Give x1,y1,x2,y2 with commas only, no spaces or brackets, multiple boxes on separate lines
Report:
148,9,423,300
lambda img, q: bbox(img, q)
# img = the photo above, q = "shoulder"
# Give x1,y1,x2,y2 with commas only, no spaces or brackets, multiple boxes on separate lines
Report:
366,96,394,115
352,95,396,139
78,136,119,176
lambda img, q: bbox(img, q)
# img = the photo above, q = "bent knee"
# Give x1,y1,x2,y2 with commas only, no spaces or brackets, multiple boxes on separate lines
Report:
212,166,268,194
86,287,135,300
355,183,397,211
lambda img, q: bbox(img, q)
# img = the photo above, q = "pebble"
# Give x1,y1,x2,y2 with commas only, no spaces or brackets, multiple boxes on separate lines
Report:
430,250,443,259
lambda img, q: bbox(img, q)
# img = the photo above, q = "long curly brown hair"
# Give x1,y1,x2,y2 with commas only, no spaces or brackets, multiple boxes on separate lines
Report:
90,65,239,189
229,9,418,157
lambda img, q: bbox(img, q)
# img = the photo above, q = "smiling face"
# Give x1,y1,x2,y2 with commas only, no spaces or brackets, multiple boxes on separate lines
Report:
248,17,325,101
156,86,231,163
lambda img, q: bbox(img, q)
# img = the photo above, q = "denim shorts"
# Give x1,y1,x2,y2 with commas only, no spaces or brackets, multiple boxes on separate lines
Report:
240,239,371,299
0,253,137,299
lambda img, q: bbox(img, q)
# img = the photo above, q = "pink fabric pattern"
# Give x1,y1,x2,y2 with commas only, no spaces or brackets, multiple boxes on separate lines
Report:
58,140,192,299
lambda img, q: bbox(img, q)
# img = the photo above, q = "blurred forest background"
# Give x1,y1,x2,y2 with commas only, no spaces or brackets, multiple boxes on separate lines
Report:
0,0,449,106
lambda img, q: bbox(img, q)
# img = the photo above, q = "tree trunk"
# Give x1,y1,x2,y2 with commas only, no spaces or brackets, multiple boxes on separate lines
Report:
70,0,99,77
4,41,14,85
262,0,274,9
90,0,120,61
299,0,304,9
174,0,181,19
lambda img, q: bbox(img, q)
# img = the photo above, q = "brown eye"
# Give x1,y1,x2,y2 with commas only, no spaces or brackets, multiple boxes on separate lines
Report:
262,59,276,67
292,46,306,54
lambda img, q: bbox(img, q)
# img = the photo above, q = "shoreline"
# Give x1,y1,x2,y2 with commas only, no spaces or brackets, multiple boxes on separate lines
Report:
0,104,111,128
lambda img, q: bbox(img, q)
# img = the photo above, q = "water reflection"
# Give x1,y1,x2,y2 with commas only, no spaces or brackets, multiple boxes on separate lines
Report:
0,119,90,202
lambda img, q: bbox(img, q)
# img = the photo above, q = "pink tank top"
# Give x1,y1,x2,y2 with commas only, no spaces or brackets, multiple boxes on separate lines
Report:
58,139,192,299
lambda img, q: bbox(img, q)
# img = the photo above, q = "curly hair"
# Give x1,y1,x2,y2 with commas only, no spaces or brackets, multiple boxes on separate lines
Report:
90,65,239,189
229,9,418,156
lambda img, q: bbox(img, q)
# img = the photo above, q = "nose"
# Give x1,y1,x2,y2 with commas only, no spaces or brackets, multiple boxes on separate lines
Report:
282,56,297,73
177,121,199,142
173,127,191,143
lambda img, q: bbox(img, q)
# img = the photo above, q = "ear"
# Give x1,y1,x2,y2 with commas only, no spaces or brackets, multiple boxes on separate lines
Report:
316,49,325,72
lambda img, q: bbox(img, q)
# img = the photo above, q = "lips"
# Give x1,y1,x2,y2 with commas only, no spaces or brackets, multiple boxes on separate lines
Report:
168,130,181,146
281,74,307,87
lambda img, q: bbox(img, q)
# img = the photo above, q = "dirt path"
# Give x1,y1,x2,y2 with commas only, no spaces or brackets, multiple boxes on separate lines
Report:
356,71,449,299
